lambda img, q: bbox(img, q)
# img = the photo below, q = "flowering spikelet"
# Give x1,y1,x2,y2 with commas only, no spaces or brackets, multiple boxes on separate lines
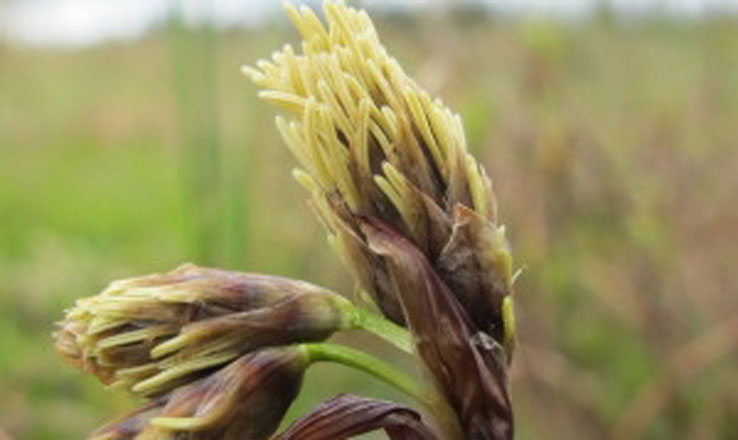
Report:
245,2,517,438
55,264,349,397
243,0,514,346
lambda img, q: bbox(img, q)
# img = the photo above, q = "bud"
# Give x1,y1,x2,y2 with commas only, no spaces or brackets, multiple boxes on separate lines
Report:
54,264,349,396
91,347,308,440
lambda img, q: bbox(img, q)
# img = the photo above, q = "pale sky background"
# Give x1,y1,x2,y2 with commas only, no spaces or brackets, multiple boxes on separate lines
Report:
1,0,737,47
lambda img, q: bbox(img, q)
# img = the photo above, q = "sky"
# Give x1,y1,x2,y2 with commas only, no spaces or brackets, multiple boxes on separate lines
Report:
1,0,738,48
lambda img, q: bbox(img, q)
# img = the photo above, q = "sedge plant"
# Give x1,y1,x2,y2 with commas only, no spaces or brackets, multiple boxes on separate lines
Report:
54,1,518,439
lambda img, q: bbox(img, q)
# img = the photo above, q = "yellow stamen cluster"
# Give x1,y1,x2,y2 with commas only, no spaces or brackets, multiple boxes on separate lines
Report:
243,0,497,247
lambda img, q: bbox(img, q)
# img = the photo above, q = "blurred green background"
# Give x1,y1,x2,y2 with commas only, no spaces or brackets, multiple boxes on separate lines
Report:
1,2,737,439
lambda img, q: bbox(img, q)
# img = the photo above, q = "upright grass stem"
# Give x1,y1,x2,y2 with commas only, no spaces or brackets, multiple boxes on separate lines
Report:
168,10,222,265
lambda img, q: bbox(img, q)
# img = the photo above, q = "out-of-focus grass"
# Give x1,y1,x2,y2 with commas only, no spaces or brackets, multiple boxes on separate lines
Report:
1,12,737,440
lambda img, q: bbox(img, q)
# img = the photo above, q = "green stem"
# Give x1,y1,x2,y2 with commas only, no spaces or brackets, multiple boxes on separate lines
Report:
302,343,429,407
335,298,414,353
302,342,462,440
